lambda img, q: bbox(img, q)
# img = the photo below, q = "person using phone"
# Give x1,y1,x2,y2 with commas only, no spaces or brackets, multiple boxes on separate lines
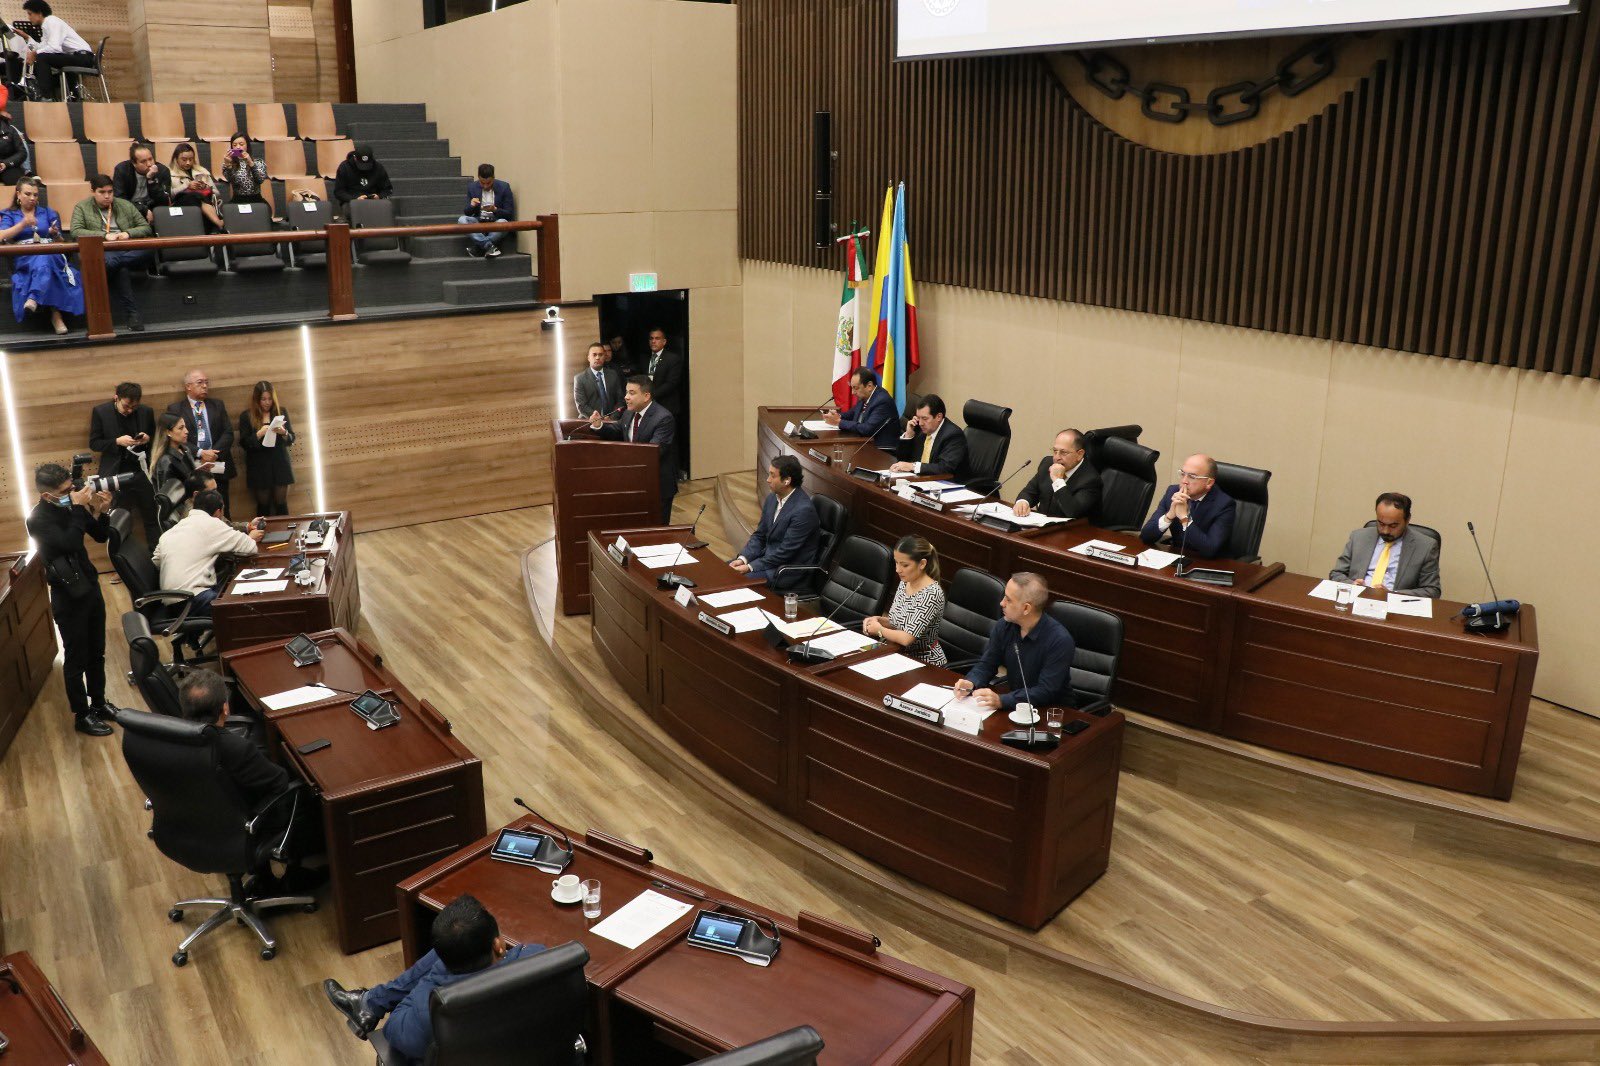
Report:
458,162,515,258
218,132,270,208
168,142,225,231
88,380,159,544
239,379,295,518
0,176,79,334
333,144,393,206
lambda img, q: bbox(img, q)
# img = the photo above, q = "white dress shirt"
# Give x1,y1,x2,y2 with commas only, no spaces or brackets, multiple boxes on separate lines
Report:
152,511,258,594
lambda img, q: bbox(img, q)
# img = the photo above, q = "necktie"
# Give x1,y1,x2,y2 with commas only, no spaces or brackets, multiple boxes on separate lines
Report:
650,353,660,375
920,432,934,464
194,402,209,447
595,371,606,409
631,412,642,441
1370,539,1393,589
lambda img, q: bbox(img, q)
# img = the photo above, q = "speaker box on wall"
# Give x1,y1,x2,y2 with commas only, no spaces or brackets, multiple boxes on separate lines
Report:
813,110,832,247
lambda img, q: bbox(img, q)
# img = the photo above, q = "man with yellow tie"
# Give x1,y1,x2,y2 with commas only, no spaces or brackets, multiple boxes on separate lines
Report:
889,394,969,480
1329,492,1442,598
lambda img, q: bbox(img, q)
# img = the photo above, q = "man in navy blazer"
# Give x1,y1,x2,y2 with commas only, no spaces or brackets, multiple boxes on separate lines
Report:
731,455,821,591
825,367,900,450
168,368,235,517
588,375,678,523
460,163,515,258
1140,453,1237,559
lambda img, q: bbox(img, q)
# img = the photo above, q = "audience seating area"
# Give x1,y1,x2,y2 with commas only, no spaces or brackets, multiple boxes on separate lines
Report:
0,101,538,343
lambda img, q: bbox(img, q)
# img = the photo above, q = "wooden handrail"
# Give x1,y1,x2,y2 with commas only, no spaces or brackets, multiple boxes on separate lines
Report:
0,216,559,340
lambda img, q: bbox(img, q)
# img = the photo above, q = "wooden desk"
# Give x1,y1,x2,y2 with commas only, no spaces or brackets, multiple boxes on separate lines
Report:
0,951,110,1066
550,420,663,616
588,528,1125,928
398,817,975,1065
0,553,54,761
755,407,1540,797
211,512,362,655
223,629,485,953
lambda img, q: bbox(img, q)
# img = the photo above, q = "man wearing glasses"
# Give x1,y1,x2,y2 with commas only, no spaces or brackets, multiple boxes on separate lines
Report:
167,369,235,518
1140,453,1236,558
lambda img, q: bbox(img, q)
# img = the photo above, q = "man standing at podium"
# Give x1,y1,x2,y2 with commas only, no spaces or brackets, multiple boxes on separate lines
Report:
588,376,678,523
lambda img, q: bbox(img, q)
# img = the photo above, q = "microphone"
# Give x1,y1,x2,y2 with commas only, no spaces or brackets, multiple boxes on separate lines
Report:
657,543,697,591
1461,521,1518,633
512,796,574,854
649,878,783,947
840,406,899,479
965,460,1034,526
1001,636,1059,750
684,503,708,550
788,394,836,439
310,681,365,699
769,571,869,662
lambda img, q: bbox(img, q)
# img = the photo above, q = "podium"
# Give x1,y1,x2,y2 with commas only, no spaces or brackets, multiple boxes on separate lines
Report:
550,419,661,614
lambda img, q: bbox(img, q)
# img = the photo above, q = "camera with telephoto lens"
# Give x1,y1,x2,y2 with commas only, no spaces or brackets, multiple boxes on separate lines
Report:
70,453,133,494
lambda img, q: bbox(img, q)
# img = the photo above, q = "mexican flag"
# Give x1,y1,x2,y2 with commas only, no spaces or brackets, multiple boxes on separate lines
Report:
831,232,867,408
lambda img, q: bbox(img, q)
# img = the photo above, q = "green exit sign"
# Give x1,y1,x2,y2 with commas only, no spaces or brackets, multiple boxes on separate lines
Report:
629,272,659,293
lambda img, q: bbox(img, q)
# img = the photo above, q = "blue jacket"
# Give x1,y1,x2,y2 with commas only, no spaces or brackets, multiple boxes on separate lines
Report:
740,487,821,590
964,612,1075,712
463,178,515,221
1139,484,1237,559
369,943,546,1065
838,386,900,450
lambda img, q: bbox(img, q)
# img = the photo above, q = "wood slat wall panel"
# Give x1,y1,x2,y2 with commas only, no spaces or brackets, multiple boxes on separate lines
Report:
739,0,1600,378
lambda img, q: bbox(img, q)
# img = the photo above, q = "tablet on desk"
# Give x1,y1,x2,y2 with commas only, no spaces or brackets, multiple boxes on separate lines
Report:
488,827,572,873
261,531,293,547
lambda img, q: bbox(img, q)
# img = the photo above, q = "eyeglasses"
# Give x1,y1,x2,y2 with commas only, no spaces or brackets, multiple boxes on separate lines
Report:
1177,470,1213,482
188,378,209,386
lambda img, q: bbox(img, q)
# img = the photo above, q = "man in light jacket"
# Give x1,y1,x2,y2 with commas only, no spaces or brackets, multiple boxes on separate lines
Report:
153,489,264,616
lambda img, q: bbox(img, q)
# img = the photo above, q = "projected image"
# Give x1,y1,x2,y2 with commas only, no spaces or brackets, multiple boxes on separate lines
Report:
897,0,1574,58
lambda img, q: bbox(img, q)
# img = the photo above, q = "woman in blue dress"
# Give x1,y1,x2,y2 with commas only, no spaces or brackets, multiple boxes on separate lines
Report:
0,177,81,334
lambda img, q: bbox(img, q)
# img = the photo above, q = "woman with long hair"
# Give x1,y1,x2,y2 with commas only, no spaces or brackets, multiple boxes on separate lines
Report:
0,177,80,334
239,380,294,516
168,142,224,231
149,411,198,493
218,132,269,207
862,534,948,666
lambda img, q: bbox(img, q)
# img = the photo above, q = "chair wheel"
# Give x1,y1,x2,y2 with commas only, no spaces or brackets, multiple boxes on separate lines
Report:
171,951,188,967
259,948,276,961
302,902,318,913
168,909,184,922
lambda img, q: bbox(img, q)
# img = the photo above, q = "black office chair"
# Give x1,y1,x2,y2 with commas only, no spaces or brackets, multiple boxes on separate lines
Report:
810,492,848,588
56,35,110,102
961,399,1013,496
286,198,333,267
123,611,185,716
1091,436,1161,531
698,1026,825,1065
369,941,591,1066
151,205,219,276
816,535,895,626
220,202,285,272
936,567,1004,671
1082,424,1142,475
114,707,315,966
1365,519,1442,549
1045,600,1123,716
154,477,187,532
1212,460,1272,563
349,198,414,265
107,508,213,664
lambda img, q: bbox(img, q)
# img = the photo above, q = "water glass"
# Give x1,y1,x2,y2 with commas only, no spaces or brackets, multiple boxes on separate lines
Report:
783,593,799,620
582,878,602,920
1046,707,1065,732
832,445,844,463
1334,584,1357,612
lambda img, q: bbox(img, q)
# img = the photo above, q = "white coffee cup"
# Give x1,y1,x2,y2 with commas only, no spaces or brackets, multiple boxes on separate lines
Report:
1008,701,1039,725
552,874,581,901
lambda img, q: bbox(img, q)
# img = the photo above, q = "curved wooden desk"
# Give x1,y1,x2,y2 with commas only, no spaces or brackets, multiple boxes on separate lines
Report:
586,528,1124,929
755,407,1540,798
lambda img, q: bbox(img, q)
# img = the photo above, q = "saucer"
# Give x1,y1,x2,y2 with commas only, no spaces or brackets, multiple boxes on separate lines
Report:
1007,707,1040,725
551,889,583,905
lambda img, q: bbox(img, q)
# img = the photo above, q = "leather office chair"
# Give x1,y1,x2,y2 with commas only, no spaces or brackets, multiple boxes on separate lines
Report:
154,477,187,532
1091,436,1161,531
123,611,185,716
817,535,895,626
349,198,414,265
1365,519,1442,549
107,508,214,664
1082,424,1142,475
698,1026,825,1065
150,206,220,277
1212,460,1272,563
810,492,848,589
369,941,591,1066
286,197,334,267
113,707,315,966
1045,600,1124,716
961,399,1013,496
220,202,285,272
936,567,1005,671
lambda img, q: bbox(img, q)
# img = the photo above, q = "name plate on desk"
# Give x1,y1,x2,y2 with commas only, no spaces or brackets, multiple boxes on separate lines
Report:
847,465,885,484
1083,546,1137,567
673,585,697,609
698,611,734,636
907,491,944,512
606,543,627,566
884,694,943,725
807,447,833,465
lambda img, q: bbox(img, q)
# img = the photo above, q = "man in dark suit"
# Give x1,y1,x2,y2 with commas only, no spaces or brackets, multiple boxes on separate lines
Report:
1140,453,1236,558
168,368,235,517
111,142,174,222
572,341,624,419
889,393,968,479
731,455,821,591
1329,491,1442,598
1014,428,1100,520
824,366,900,450
643,328,685,420
88,380,158,544
588,375,678,523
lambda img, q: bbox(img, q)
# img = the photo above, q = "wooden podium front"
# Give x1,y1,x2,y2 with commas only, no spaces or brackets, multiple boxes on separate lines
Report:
550,419,661,615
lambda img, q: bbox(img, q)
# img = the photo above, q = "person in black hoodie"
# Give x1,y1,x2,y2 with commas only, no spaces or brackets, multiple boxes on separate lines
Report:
0,108,25,184
333,144,392,206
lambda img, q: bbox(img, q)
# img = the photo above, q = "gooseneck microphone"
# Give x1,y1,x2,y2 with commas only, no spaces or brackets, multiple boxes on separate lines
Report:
966,460,1035,524
788,394,838,439
684,503,708,550
1460,521,1519,633
513,796,574,854
1000,636,1059,750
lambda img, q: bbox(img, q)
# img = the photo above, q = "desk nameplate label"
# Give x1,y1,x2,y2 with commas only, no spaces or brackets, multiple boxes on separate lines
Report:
698,611,734,636
1083,546,1137,567
807,447,833,465
884,694,943,725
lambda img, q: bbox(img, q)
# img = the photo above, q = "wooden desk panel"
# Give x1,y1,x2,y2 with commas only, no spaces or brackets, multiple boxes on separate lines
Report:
211,512,361,654
0,952,111,1066
0,553,55,761
551,420,663,615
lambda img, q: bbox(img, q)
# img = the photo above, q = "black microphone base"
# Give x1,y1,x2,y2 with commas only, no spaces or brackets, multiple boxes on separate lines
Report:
657,573,697,590
790,428,818,440
1465,612,1511,634
683,540,709,551
786,647,836,664
1000,729,1060,750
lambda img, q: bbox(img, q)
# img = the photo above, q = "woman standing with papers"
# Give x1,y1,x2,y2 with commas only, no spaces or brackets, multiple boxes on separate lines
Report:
240,380,295,518
862,536,947,666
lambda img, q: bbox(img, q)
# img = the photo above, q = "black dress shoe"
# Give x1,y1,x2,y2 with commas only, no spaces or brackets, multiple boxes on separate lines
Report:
128,310,145,332
74,712,113,737
323,979,378,1039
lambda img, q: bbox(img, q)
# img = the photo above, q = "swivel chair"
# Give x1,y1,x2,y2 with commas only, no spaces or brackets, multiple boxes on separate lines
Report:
816,535,895,626
1091,436,1160,531
961,400,1013,496
698,1026,825,1065
1212,460,1272,563
107,508,213,664
1045,600,1124,716
935,567,1005,671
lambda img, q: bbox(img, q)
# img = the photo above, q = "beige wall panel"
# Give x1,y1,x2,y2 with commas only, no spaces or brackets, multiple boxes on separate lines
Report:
742,261,798,459
137,0,269,30
1175,323,1333,574
937,288,1061,464
781,264,848,404
649,0,738,215
271,39,320,102
1492,373,1600,710
350,0,422,47
652,209,739,292
143,24,273,100
1312,345,1519,603
560,211,656,304
1057,303,1184,472
688,283,745,477
557,0,654,217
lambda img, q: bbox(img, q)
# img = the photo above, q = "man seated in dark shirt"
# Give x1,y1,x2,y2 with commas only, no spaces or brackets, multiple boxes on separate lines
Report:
323,894,545,1065
952,572,1074,712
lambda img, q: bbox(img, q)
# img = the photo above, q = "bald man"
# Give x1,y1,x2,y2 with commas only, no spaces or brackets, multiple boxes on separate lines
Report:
1139,453,1236,559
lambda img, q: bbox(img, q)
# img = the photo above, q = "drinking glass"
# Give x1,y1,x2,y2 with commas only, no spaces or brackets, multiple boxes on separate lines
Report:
582,878,602,919
1046,707,1065,731
1334,584,1357,612
832,445,844,463
783,593,799,620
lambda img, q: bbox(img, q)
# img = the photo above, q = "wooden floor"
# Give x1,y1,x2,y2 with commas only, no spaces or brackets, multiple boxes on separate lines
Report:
3,481,1599,1063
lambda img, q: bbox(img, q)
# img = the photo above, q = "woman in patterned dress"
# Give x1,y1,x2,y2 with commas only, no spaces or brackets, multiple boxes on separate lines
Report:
863,534,948,666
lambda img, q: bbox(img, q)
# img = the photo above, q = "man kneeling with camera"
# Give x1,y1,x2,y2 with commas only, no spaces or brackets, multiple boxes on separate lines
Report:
26,461,117,736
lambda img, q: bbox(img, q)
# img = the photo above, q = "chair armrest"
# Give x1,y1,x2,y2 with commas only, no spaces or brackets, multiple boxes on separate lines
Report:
1076,697,1113,717
135,589,200,634
246,780,302,835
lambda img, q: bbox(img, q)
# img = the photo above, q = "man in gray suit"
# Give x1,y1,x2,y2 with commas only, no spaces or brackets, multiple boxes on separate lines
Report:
573,341,623,419
1329,491,1442,598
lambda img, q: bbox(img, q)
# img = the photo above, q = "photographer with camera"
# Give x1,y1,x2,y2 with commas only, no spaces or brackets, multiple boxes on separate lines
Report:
88,381,158,544
25,462,115,736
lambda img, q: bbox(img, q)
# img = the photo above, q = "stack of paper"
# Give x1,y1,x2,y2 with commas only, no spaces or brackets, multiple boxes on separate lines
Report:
1069,539,1129,556
934,488,986,504
717,607,771,633
698,587,763,609
849,653,922,680
1136,548,1183,569
262,685,335,711
1386,594,1433,618
956,502,1074,527
762,612,844,641
796,629,878,657
640,552,696,570
630,543,689,559
590,890,694,949
801,419,834,432
233,579,288,595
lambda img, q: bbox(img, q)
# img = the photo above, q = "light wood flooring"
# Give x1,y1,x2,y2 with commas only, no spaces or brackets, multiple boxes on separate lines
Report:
1,482,1598,1063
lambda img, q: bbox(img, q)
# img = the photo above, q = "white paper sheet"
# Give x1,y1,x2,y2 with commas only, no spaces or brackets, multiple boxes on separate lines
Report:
590,890,694,949
760,611,844,641
1385,594,1434,618
717,607,771,633
261,685,335,710
934,488,986,504
698,587,763,609
640,550,696,569
233,579,288,595
1308,579,1364,602
801,419,834,431
850,653,923,680
629,542,689,558
900,682,962,709
957,502,1073,527
1069,539,1129,556
1136,548,1183,569
1352,598,1390,620
233,567,284,581
797,629,878,657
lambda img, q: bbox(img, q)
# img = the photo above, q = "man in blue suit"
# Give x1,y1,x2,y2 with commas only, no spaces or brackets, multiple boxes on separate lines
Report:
588,376,678,523
731,455,821,591
824,367,900,450
1140,453,1237,559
